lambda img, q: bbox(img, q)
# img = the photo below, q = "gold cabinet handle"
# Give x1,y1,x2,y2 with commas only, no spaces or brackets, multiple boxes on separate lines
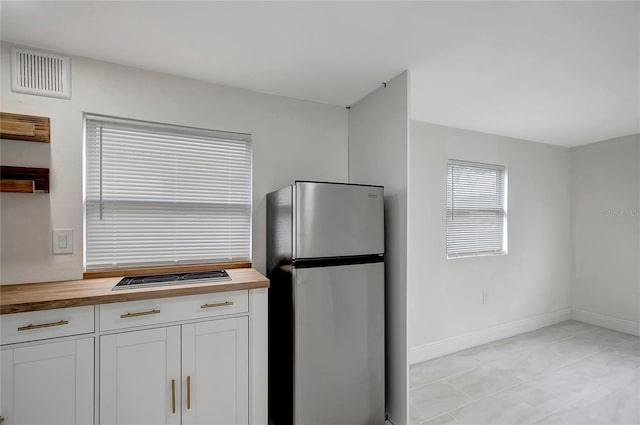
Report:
171,379,176,414
187,375,191,410
18,320,68,331
200,301,233,309
120,309,160,319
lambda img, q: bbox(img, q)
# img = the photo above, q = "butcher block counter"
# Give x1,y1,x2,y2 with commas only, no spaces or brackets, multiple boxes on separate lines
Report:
0,267,269,314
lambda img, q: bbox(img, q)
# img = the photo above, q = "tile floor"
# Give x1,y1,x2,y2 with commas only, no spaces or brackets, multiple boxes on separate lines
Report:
410,321,640,425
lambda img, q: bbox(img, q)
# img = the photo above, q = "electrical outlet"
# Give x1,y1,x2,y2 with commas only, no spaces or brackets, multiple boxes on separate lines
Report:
53,229,73,254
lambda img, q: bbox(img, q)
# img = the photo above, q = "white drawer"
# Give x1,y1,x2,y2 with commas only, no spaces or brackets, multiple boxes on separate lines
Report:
99,290,249,331
1,306,95,345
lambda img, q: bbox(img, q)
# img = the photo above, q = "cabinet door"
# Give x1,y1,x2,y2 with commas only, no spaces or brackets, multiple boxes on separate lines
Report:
182,317,248,425
1,338,93,425
100,327,180,425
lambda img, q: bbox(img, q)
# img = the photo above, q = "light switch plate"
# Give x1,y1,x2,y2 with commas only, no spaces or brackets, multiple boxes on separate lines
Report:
53,229,73,254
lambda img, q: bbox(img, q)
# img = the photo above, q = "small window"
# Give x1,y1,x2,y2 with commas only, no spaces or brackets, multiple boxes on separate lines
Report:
447,160,507,258
84,115,252,271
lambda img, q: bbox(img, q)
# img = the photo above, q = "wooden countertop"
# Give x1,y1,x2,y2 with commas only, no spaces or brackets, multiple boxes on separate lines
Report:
0,268,269,315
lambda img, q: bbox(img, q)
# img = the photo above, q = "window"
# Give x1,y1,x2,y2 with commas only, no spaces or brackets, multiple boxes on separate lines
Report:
447,160,506,258
84,115,252,271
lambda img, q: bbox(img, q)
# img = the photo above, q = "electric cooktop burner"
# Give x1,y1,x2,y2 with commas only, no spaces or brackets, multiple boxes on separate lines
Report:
113,270,231,290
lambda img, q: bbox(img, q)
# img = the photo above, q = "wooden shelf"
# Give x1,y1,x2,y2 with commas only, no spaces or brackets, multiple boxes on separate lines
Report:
0,112,50,143
1,179,35,193
0,113,52,193
0,166,49,193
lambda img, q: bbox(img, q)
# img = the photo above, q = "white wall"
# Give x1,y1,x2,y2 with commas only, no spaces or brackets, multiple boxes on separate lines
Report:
0,42,348,284
571,135,640,334
408,121,572,354
349,71,409,425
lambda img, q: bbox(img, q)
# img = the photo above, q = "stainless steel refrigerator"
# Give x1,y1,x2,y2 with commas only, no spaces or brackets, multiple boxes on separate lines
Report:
267,181,385,425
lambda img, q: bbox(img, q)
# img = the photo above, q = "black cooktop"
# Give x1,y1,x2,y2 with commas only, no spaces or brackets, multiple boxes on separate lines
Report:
113,270,231,290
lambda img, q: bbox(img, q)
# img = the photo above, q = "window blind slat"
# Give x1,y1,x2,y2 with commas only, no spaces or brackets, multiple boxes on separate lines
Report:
85,116,252,271
447,160,506,258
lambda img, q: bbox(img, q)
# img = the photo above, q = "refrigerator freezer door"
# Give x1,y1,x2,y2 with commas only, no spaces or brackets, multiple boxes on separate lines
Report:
294,262,385,425
295,182,384,259
266,185,293,277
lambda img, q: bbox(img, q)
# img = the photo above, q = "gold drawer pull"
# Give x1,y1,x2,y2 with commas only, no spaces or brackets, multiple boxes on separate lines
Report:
187,375,191,409
200,301,234,309
171,379,176,414
120,309,160,319
18,320,69,331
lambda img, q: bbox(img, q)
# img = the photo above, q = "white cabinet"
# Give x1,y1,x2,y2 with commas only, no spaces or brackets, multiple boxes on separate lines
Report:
98,291,248,332
0,287,266,425
1,306,94,345
0,338,94,425
182,317,248,425
100,316,248,425
100,327,181,425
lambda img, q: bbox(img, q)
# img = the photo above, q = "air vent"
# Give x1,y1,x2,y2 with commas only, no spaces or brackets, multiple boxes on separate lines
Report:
11,47,71,99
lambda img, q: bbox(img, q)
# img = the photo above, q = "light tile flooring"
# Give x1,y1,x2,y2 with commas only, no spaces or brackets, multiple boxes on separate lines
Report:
410,321,640,425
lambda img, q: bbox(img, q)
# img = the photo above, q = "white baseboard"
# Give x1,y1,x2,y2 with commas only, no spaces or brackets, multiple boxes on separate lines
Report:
571,309,640,336
408,308,571,365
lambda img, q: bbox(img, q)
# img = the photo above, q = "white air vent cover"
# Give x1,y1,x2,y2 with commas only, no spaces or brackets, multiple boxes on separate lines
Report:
11,47,71,99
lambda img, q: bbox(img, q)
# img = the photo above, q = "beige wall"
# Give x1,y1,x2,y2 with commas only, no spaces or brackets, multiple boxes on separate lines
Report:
408,121,572,350
571,135,640,327
349,71,409,424
0,42,348,284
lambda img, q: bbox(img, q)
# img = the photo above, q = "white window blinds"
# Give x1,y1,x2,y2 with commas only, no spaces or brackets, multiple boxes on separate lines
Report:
447,160,506,258
85,115,252,271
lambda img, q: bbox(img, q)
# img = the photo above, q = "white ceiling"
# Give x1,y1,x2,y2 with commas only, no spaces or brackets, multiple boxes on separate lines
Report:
1,1,638,147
